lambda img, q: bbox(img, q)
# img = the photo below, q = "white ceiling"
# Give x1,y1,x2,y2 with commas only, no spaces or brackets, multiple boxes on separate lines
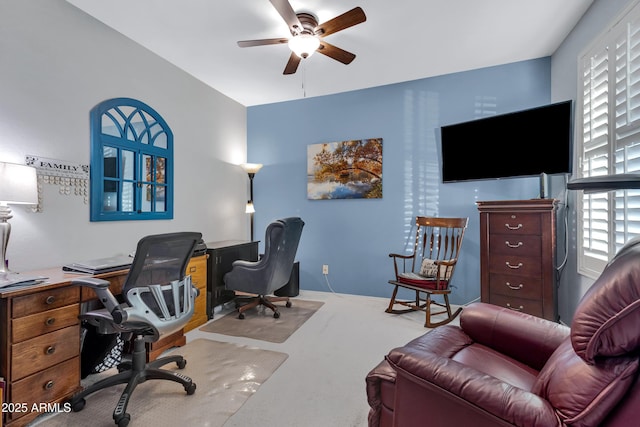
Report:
65,0,594,107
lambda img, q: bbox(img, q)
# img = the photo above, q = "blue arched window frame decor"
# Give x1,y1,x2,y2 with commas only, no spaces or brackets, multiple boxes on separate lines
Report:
90,98,174,221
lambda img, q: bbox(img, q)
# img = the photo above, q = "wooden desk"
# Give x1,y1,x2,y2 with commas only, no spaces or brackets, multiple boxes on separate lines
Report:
0,254,207,427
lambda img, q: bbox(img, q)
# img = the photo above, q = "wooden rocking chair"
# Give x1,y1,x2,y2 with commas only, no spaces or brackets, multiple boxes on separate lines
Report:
386,216,468,327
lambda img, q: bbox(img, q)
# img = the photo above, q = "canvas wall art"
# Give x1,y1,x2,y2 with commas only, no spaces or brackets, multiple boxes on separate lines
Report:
307,138,383,200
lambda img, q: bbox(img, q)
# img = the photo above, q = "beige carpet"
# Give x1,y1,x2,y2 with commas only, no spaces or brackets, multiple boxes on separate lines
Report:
199,299,325,343
38,339,288,427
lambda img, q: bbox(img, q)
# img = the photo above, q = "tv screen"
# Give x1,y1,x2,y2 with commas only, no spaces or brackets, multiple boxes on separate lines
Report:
440,100,573,183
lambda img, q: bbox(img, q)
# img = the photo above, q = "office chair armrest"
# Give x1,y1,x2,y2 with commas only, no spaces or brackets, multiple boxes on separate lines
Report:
71,277,125,323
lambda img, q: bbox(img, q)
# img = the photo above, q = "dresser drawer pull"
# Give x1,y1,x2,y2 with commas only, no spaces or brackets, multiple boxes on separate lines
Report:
189,266,197,273
45,346,56,355
44,380,54,390
45,295,56,305
504,223,523,230
506,303,524,311
505,241,523,248
505,262,523,269
505,282,524,290
45,317,56,326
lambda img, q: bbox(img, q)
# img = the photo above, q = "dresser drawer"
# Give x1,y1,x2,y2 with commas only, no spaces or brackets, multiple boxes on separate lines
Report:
489,294,543,318
81,273,127,302
488,254,541,277
12,325,80,380
489,274,542,300
10,357,79,419
12,287,80,318
488,234,541,256
12,303,80,343
488,213,541,235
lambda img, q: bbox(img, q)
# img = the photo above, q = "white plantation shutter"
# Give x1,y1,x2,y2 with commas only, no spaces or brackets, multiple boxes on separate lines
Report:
578,1,640,278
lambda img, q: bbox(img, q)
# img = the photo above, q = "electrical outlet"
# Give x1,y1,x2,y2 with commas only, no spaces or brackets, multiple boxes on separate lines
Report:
322,264,329,275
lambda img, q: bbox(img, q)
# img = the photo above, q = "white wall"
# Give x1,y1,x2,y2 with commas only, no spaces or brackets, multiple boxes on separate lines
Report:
0,0,248,271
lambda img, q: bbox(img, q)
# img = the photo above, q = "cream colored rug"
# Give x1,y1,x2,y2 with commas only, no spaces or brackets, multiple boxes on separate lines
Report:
199,299,325,343
39,339,288,427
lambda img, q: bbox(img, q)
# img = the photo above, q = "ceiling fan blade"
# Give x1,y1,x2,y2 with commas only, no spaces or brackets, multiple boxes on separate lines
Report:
269,0,303,33
238,38,289,48
317,41,356,65
283,52,301,75
315,7,366,37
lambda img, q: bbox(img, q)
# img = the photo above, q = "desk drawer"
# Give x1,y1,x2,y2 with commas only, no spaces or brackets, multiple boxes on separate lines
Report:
81,273,127,302
12,287,80,318
12,304,80,343
10,357,79,419
488,213,541,235
12,325,80,380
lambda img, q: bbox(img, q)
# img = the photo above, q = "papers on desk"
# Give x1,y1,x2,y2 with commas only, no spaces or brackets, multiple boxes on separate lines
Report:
62,255,133,274
0,272,48,289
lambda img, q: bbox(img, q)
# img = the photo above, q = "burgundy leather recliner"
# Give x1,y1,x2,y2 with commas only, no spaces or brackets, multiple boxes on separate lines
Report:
366,237,640,427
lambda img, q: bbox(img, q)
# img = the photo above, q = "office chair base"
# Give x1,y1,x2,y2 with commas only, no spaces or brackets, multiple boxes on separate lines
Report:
235,295,291,319
69,337,196,426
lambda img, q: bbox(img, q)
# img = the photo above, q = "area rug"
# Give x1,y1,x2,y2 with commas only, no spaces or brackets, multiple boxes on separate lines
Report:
40,339,288,427
199,299,325,343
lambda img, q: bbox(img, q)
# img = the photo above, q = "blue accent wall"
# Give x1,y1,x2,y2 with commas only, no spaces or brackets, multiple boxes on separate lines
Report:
248,58,552,304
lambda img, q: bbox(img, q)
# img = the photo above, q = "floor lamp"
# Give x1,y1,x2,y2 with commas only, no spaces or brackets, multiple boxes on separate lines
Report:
241,163,263,241
0,162,38,274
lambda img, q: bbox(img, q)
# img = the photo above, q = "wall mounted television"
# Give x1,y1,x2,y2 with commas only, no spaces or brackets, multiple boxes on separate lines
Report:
440,100,573,184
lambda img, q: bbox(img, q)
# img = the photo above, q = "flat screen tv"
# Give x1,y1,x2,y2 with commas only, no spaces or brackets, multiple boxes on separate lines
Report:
440,100,573,183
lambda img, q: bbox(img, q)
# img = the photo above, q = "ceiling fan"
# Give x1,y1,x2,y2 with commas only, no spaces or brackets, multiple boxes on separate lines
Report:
237,0,366,75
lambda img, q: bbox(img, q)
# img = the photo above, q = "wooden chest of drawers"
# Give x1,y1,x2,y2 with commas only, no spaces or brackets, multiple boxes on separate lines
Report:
0,284,82,426
477,199,558,321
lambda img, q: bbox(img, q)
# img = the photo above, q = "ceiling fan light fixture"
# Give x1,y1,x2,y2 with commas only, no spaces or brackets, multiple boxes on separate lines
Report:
288,34,320,59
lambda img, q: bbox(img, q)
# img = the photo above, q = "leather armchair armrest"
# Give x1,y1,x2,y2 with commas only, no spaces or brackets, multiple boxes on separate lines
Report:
387,347,561,427
460,302,569,370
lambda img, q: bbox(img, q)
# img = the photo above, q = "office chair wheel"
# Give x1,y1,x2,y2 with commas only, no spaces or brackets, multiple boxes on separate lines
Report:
71,398,86,412
177,359,187,369
185,382,197,395
116,413,130,427
286,301,292,308
238,313,245,319
273,311,280,318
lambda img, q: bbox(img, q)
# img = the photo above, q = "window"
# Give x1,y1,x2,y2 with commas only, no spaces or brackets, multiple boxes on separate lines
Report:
577,1,640,278
90,98,173,221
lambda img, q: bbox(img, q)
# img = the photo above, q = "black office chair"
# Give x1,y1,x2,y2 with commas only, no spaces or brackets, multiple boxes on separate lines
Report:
69,232,202,427
225,217,304,319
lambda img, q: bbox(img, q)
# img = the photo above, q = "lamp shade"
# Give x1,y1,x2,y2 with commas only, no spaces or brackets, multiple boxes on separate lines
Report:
288,34,320,59
0,162,38,205
245,200,255,214
241,163,263,174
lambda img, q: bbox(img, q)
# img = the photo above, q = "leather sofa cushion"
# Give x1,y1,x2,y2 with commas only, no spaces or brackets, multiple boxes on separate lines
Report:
532,338,639,427
452,344,539,391
571,237,640,364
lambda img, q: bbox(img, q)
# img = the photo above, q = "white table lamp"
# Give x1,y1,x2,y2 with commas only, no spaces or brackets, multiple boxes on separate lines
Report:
0,162,38,273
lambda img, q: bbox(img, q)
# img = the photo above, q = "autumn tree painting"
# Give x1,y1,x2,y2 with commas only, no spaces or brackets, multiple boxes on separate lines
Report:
307,138,383,200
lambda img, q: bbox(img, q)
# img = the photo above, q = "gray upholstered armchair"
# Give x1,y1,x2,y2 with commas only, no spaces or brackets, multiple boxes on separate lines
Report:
225,217,304,319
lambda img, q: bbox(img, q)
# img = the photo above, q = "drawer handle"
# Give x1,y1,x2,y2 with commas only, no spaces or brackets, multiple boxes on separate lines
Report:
45,346,56,355
45,317,56,326
44,380,54,390
45,295,56,305
189,266,197,273
505,223,523,230
505,262,523,269
505,282,523,290
505,241,523,248
506,303,524,311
